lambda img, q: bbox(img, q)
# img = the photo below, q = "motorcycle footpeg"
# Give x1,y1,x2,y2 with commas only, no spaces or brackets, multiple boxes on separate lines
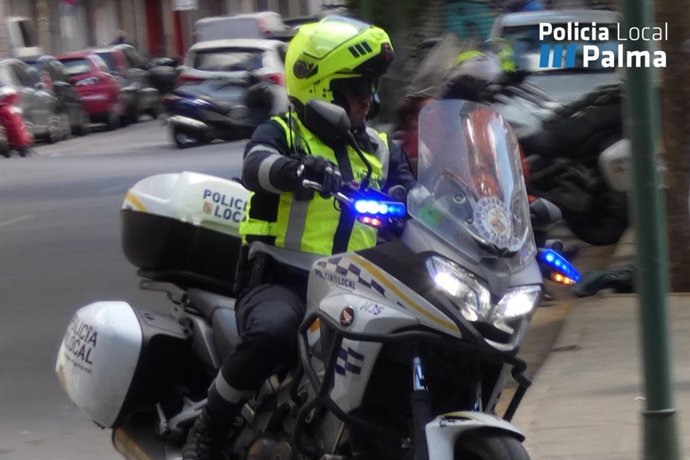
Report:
155,397,206,441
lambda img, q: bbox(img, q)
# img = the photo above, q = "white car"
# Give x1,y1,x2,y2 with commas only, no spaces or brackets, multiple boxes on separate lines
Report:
177,38,288,87
489,9,622,102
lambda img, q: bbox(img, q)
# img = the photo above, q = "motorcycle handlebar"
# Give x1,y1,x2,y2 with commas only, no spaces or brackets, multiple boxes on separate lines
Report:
301,179,354,205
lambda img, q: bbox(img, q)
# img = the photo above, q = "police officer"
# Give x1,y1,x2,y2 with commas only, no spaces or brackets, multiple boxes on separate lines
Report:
182,15,415,460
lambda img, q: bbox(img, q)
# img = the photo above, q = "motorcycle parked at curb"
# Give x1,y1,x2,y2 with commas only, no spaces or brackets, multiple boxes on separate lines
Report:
489,80,630,246
164,73,288,149
0,86,33,157
56,99,579,460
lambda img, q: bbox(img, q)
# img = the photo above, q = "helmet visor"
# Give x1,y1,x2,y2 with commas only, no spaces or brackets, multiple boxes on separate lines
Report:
331,77,378,99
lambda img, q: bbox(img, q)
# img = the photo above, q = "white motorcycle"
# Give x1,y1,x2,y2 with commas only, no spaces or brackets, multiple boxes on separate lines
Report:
56,99,578,460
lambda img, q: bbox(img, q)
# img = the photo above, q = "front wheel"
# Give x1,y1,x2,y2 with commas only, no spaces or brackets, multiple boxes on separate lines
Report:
454,432,531,460
172,125,204,149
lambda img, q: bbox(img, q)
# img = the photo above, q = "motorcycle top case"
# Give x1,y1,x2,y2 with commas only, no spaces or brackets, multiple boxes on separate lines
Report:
121,171,249,290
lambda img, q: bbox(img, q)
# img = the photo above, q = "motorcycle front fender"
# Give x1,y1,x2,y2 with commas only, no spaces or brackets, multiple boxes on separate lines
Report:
425,411,524,460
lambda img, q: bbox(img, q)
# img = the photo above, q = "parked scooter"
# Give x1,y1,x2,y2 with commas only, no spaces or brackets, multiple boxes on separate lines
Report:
146,57,180,96
489,79,630,246
0,86,33,157
56,100,579,460
164,72,288,149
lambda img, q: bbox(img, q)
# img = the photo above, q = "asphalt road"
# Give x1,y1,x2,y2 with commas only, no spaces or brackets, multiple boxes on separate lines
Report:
0,120,245,460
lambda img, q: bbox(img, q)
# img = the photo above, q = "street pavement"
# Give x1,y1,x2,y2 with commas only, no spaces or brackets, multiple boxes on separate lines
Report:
514,230,690,459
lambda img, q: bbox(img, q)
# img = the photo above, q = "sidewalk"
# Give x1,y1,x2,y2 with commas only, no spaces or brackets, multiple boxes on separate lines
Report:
515,229,690,459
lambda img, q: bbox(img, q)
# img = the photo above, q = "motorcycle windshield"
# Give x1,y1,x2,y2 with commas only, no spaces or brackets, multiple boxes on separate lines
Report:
408,100,535,266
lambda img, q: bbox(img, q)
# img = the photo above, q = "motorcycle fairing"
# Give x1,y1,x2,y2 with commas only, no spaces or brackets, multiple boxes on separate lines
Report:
308,254,460,335
306,252,461,414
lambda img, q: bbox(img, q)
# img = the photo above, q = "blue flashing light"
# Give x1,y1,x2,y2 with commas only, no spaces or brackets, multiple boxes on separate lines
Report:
353,199,406,218
538,248,581,283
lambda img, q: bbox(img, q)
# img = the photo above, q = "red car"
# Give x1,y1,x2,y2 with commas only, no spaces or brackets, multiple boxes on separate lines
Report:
57,51,123,130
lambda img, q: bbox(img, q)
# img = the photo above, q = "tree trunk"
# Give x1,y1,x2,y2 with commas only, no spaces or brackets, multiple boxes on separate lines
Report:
657,0,690,291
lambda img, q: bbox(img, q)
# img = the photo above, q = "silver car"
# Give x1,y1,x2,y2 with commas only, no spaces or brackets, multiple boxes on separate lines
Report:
0,58,62,142
179,39,287,84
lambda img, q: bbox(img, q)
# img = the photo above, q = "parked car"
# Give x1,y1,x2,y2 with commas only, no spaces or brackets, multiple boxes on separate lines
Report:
57,51,123,130
0,58,62,142
177,38,288,92
93,44,161,123
194,12,294,43
24,55,90,136
489,9,622,102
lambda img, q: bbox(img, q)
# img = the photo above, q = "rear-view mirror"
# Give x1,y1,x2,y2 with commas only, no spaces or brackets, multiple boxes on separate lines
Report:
303,100,351,143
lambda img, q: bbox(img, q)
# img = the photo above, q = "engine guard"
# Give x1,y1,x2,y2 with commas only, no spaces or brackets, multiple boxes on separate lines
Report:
425,411,525,460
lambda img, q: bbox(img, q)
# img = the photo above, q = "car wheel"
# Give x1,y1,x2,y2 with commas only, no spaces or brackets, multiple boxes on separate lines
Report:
123,102,139,125
148,102,163,120
107,104,121,131
47,116,63,144
74,109,90,136
60,113,71,140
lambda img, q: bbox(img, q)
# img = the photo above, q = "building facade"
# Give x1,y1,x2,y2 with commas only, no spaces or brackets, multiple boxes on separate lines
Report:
1,0,327,59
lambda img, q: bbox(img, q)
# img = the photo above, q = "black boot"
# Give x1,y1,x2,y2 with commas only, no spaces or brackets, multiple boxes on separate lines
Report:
181,408,228,460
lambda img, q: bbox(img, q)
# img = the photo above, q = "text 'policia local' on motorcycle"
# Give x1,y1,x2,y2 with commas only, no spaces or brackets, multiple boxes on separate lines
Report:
56,99,579,460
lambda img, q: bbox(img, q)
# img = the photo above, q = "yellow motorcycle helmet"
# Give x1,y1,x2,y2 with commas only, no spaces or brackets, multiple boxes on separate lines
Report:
285,15,394,118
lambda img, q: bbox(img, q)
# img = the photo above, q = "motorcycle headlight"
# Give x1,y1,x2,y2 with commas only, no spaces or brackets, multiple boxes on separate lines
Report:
426,256,491,322
427,256,542,326
493,285,542,319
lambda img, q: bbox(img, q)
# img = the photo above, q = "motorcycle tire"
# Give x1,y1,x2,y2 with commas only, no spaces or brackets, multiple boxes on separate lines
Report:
563,190,628,246
172,126,207,149
453,432,531,460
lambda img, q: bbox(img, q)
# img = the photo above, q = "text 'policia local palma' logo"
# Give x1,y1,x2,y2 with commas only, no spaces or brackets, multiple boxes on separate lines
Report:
538,22,667,69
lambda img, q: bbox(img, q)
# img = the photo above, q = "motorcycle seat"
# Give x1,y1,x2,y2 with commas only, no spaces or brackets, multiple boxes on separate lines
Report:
187,289,241,362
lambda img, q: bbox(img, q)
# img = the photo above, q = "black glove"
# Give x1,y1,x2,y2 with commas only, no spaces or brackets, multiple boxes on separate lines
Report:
295,155,343,199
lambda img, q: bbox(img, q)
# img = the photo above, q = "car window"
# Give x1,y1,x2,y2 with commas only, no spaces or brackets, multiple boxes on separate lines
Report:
95,52,118,72
60,58,93,76
91,55,110,73
501,23,618,72
193,48,264,71
12,63,35,86
0,66,13,85
50,61,68,82
121,46,144,68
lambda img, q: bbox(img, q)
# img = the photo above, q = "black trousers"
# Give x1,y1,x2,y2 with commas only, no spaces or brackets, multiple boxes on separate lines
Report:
207,282,306,421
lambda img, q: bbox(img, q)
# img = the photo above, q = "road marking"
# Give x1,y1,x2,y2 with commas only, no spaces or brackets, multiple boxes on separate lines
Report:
0,215,35,228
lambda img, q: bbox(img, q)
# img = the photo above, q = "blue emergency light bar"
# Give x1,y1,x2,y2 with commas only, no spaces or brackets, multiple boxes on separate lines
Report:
538,248,581,284
353,199,406,218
